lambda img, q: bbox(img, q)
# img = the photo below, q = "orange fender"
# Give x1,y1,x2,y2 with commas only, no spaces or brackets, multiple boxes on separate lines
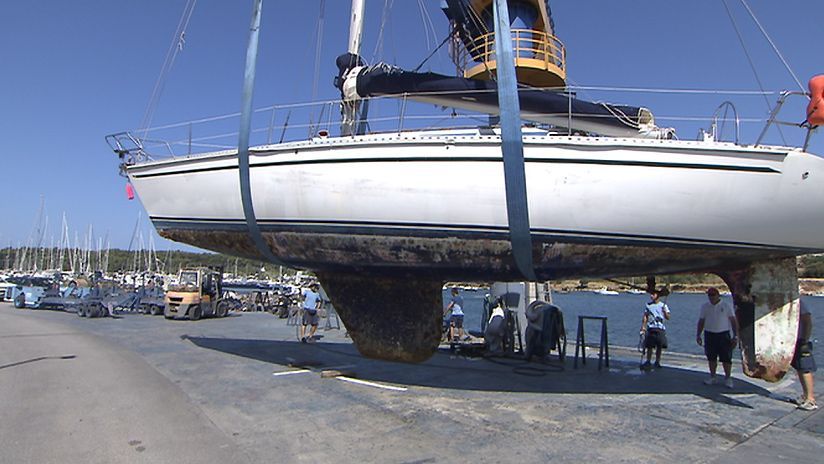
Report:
807,75,824,126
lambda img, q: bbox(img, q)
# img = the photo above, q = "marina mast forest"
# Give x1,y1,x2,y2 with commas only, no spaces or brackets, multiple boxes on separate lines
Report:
2,246,824,288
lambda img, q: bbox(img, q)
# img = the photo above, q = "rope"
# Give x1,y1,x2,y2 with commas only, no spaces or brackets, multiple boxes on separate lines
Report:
307,0,326,137
599,103,642,130
416,0,439,53
135,85,777,134
460,1,495,81
722,0,787,145
412,31,454,72
739,0,806,93
370,0,393,62
310,0,326,103
567,86,776,95
139,0,198,139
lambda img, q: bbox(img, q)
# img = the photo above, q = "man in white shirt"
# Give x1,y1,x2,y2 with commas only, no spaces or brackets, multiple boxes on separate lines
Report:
696,287,739,389
792,300,817,411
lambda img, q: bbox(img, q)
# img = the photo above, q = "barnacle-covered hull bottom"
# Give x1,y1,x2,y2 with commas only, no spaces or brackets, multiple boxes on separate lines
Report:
158,227,800,378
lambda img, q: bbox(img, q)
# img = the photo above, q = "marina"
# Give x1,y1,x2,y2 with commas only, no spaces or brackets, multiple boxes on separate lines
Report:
1,297,821,462
3,0,824,461
103,0,824,380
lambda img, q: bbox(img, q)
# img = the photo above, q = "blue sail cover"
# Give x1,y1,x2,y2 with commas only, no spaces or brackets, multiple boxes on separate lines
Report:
335,54,654,137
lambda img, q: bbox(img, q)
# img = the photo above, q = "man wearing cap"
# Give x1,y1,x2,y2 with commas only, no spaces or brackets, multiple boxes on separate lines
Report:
300,282,322,343
696,287,739,389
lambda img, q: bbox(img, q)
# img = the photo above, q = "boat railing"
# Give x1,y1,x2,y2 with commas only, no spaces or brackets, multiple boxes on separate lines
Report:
706,101,741,145
105,132,152,173
107,95,498,160
457,28,566,87
755,90,816,151
106,86,818,162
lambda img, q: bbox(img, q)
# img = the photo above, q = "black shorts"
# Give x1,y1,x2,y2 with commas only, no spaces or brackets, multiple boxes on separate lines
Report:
791,340,817,373
451,314,464,329
704,331,733,364
644,328,667,349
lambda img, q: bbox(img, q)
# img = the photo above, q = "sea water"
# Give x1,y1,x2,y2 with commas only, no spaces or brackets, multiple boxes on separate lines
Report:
443,289,823,357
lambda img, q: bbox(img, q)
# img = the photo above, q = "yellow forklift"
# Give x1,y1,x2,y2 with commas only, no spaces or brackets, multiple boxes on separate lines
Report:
164,267,229,320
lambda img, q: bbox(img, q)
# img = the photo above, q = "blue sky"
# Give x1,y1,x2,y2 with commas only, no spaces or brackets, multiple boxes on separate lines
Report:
1,1,822,252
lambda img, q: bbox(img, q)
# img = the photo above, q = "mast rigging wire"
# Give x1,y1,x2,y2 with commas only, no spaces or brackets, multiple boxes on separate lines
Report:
722,0,787,145
412,31,456,73
139,0,198,139
307,0,326,136
416,0,439,53
371,0,394,63
738,0,805,94
461,1,494,81
310,0,326,103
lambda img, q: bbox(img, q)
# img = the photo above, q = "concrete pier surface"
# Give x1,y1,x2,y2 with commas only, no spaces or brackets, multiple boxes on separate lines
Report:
1,302,821,463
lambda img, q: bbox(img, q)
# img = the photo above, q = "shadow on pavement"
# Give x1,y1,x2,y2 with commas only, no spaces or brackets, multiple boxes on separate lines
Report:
0,354,76,370
184,335,771,407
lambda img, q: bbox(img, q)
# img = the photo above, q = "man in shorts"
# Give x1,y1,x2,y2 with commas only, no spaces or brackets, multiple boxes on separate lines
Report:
446,288,465,342
640,289,670,370
696,287,739,389
793,300,817,411
300,283,322,343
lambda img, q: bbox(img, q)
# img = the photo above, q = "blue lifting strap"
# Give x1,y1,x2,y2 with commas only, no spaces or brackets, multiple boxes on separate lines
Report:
493,0,537,281
237,0,286,267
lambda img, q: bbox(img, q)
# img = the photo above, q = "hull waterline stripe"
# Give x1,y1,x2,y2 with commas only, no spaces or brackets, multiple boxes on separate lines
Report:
149,217,815,253
130,157,779,179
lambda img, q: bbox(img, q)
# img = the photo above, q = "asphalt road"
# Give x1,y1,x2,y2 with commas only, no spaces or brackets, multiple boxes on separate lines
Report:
0,306,250,463
1,302,822,463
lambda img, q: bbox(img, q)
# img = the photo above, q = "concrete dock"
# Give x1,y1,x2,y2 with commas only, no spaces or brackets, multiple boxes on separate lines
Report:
1,302,821,463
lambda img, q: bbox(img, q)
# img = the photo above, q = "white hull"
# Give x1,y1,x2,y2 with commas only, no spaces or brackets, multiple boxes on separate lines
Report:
127,131,824,279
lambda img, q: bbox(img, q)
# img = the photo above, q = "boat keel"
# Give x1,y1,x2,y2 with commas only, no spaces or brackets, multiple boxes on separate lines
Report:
716,258,799,382
316,272,443,363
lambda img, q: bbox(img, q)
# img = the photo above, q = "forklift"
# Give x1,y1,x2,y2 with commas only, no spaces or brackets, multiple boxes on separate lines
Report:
164,266,229,320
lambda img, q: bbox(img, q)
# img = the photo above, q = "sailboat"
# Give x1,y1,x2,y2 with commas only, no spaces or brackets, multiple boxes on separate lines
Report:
107,0,823,380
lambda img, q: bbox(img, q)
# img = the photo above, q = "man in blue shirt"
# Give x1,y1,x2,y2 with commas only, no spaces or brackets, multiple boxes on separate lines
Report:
445,288,465,342
300,283,322,343
640,289,671,370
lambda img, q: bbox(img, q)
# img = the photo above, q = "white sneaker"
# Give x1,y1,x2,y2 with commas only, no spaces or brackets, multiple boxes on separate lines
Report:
724,378,734,389
798,400,819,411
703,376,717,385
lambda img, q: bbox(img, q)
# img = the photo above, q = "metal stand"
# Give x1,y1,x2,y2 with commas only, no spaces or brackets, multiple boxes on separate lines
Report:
574,315,609,370
322,301,341,331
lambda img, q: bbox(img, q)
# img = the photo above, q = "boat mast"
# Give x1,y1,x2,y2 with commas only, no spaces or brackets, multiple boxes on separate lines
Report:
348,0,365,56
341,0,366,136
